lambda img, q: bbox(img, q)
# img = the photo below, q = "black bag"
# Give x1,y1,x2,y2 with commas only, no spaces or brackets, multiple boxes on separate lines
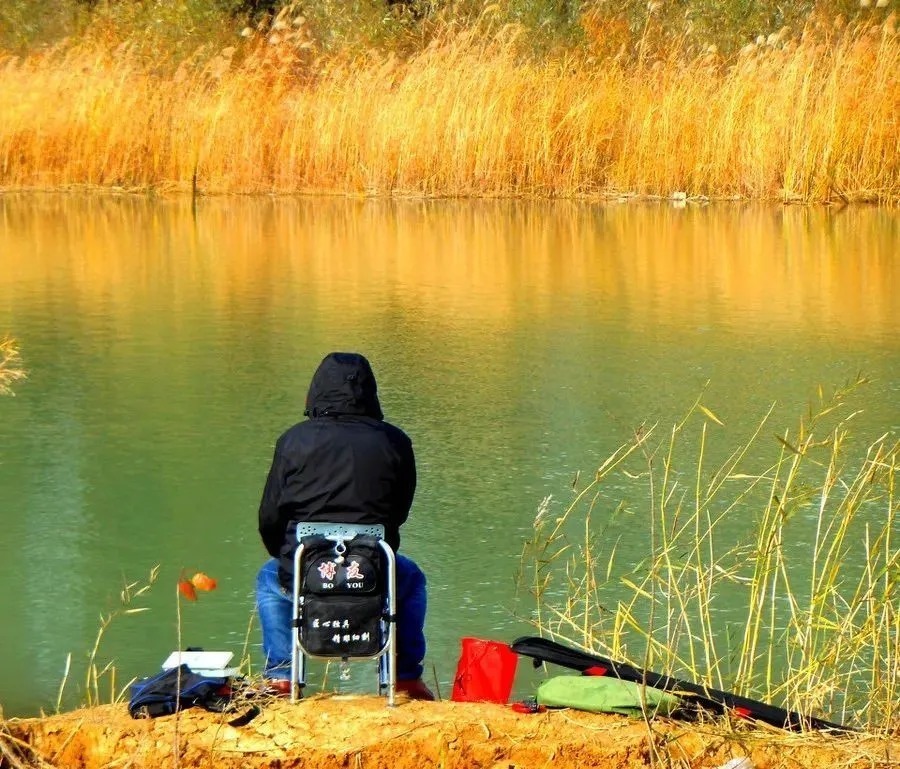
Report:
510,636,854,733
128,664,229,719
297,535,386,658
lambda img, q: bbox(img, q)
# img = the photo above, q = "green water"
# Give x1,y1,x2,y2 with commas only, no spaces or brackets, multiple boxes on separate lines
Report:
0,196,897,716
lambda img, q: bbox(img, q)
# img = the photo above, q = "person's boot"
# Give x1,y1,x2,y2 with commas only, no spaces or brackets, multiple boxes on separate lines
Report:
395,678,436,701
264,679,295,698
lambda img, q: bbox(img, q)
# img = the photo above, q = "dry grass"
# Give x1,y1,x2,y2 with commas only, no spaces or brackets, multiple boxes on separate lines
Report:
0,720,57,769
0,337,27,396
520,378,899,734
0,11,896,202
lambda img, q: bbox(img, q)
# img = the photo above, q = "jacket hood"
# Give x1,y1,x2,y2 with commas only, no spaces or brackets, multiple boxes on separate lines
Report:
304,352,384,420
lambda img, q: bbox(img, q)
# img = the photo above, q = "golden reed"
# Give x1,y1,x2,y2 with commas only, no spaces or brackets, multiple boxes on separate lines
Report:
0,16,896,202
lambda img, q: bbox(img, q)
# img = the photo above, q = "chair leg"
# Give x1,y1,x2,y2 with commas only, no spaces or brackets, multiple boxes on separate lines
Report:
386,649,396,707
290,642,307,702
379,653,395,705
379,540,397,707
291,544,305,703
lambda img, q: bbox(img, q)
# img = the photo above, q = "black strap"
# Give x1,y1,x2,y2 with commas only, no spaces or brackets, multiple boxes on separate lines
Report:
228,705,261,727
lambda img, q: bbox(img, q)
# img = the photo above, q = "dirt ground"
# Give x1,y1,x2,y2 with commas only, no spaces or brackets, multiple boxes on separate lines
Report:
2,694,897,769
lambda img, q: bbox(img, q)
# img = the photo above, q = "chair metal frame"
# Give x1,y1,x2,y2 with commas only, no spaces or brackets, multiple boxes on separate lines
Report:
289,522,397,705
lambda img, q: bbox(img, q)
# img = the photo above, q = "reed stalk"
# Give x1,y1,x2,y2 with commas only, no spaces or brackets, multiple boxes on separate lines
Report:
78,565,158,708
520,377,899,732
0,11,895,202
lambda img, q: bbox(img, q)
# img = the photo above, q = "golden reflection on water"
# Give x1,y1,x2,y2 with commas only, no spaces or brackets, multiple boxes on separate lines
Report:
1,196,897,339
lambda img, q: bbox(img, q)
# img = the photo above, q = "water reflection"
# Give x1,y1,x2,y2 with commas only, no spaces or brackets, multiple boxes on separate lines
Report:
2,197,897,336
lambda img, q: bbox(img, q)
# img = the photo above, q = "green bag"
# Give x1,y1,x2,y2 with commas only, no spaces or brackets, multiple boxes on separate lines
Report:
536,675,681,716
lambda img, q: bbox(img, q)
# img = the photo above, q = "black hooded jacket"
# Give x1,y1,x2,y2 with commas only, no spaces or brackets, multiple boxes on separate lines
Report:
258,353,416,570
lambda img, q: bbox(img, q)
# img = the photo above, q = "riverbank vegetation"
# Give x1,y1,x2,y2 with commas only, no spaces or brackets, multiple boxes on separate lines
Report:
0,2,897,202
520,379,899,734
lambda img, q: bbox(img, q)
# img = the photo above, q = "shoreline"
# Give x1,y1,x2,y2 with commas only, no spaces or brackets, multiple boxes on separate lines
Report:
4,696,898,769
0,187,894,206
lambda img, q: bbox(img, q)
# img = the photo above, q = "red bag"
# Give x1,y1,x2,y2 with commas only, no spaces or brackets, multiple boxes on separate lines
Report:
450,638,518,703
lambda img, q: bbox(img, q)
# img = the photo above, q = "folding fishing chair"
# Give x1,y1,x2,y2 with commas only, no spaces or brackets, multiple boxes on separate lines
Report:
289,522,397,705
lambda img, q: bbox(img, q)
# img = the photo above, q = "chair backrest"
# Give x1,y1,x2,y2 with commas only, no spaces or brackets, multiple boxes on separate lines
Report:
293,522,386,540
280,521,386,589
290,521,397,704
297,534,387,658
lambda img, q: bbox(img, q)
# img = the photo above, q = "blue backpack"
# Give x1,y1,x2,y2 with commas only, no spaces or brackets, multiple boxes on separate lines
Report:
128,664,229,719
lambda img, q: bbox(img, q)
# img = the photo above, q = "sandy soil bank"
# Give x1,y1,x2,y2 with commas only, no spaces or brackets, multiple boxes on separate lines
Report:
2,694,897,769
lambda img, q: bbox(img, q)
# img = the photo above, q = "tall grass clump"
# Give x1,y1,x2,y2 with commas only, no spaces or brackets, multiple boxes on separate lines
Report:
520,378,898,733
0,5,896,201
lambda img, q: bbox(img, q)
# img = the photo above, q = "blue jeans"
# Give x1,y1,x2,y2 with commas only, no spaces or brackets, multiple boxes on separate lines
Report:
256,554,427,681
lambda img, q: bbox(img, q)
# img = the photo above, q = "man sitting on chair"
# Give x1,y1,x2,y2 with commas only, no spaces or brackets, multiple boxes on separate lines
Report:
255,351,435,700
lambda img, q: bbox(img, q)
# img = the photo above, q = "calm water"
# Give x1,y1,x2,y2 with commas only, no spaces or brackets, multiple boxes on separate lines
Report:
0,196,897,716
